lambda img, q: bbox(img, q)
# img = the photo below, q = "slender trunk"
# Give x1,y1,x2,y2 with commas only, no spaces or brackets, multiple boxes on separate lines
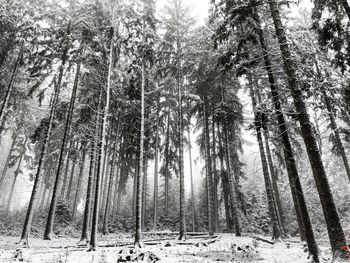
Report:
135,35,145,247
177,36,186,241
7,137,27,210
79,88,102,244
249,84,280,239
187,125,196,232
112,144,123,219
19,20,72,246
141,154,148,230
217,122,233,232
0,132,18,192
203,102,214,235
211,112,219,231
100,143,110,215
164,109,170,216
89,17,113,250
44,51,82,240
102,142,117,235
72,147,86,221
263,129,286,234
268,0,345,257
153,101,160,230
0,45,22,132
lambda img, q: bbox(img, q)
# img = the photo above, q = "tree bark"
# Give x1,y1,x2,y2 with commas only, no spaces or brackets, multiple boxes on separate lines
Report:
252,9,312,245
211,112,220,232
102,141,117,235
187,124,196,232
223,120,241,236
203,102,214,236
66,156,77,201
44,51,82,240
89,17,113,250
19,20,72,246
152,100,160,230
164,109,170,216
249,83,280,239
268,0,345,257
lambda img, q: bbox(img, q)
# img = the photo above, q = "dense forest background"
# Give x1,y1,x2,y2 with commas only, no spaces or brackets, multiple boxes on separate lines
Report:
1,0,350,261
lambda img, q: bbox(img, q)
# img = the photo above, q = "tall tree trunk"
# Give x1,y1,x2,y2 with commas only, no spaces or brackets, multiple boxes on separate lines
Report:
0,45,22,133
203,102,214,235
177,37,186,241
249,83,280,239
44,51,82,240
72,146,87,221
268,0,346,257
263,129,286,234
223,119,241,236
217,122,233,232
164,109,170,216
7,137,27,210
141,153,148,230
211,112,220,232
102,142,117,235
79,86,102,244
153,100,160,230
135,27,145,247
89,16,113,250
19,20,72,246
187,125,196,232
100,142,111,215
252,9,313,245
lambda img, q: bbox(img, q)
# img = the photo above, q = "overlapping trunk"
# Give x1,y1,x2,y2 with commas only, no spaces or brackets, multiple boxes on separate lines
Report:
268,0,345,257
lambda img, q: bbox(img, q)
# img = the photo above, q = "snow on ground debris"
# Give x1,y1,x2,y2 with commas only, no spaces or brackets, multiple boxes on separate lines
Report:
0,234,332,263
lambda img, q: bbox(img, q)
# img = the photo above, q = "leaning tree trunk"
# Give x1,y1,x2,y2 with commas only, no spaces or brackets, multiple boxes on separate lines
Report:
19,20,72,246
321,87,350,181
249,82,280,239
89,18,114,251
44,50,82,240
7,137,28,210
263,129,286,234
252,9,315,248
268,0,346,257
0,45,22,134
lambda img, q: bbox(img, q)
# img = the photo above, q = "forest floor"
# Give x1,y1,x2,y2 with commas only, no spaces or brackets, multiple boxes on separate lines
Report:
0,233,336,263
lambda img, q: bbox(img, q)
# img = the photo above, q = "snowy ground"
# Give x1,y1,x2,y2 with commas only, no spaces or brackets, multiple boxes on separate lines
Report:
0,233,334,263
